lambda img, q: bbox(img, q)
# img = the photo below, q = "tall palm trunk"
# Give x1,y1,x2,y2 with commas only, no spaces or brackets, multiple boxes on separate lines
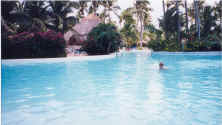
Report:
185,0,189,34
194,0,197,27
220,0,222,34
103,9,107,23
176,0,181,44
134,0,151,47
108,9,111,23
194,0,200,40
135,14,139,46
162,0,166,17
162,0,168,40
197,2,201,40
139,14,143,47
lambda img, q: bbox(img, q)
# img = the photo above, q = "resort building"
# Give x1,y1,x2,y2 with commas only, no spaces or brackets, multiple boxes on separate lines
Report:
64,13,101,46
64,13,101,56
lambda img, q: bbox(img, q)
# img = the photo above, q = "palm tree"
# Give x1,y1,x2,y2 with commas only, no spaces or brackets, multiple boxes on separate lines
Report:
1,1,18,21
23,1,51,32
48,1,79,19
162,0,166,18
220,0,222,35
145,24,163,42
159,1,184,41
201,6,217,37
101,0,120,24
89,1,102,14
185,0,189,34
47,1,79,33
6,1,34,33
119,8,135,25
194,0,201,40
120,8,138,47
188,2,196,27
78,1,88,18
2,1,48,33
162,0,167,40
3,1,47,32
220,0,222,34
215,0,222,35
133,0,152,47
175,0,181,44
24,1,48,20
187,0,204,40
1,1,19,34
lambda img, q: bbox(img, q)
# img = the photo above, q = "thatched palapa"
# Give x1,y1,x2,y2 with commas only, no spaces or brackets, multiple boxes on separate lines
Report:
64,13,101,46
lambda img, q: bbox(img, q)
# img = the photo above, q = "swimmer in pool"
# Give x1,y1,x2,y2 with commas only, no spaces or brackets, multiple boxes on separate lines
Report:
159,62,168,70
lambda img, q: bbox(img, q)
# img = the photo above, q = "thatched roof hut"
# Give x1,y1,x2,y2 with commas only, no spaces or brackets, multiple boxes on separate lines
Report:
64,13,101,45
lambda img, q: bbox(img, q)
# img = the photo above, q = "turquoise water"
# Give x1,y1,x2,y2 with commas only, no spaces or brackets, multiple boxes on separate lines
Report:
2,52,222,125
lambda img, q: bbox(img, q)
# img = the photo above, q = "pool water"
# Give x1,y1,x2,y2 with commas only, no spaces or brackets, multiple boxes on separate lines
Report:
2,52,222,125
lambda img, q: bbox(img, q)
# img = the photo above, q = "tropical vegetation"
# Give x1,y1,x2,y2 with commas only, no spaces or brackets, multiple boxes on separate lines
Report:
120,8,138,48
147,0,222,51
1,0,221,59
82,23,121,55
2,30,66,59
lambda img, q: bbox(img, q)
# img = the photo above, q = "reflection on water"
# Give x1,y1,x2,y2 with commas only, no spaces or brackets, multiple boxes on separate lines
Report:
2,52,222,125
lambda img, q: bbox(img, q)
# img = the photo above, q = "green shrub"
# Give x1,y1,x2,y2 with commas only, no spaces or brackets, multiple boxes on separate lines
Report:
82,23,121,55
185,41,221,51
147,39,166,51
148,38,221,52
148,39,181,51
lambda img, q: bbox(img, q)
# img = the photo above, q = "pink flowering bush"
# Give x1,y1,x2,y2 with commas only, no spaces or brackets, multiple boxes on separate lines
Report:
2,30,66,59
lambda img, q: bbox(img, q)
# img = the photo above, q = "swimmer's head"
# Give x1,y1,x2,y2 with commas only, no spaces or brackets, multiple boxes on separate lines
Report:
159,62,164,69
159,62,164,66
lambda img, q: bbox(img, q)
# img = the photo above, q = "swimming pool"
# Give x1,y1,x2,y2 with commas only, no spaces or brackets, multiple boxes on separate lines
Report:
2,52,222,125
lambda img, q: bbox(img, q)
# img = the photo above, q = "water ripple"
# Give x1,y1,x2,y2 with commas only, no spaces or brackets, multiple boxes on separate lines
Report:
2,52,222,125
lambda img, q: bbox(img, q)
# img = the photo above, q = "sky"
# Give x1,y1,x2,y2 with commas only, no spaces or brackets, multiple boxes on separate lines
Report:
67,0,220,28
117,0,220,27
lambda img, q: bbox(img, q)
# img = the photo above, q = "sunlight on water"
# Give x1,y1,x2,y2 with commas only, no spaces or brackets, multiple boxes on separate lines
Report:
2,52,222,125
